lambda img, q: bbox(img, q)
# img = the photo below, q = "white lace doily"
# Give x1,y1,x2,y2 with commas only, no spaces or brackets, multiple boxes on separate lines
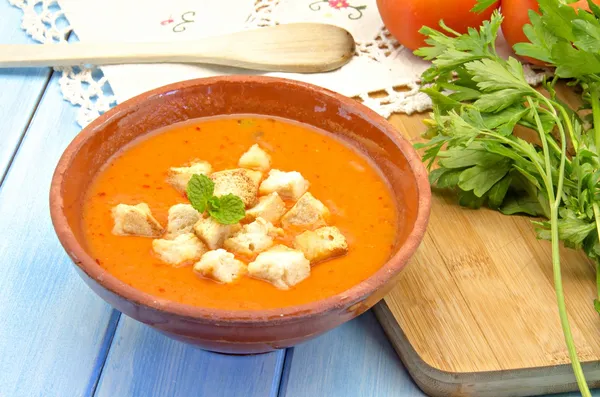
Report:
8,0,546,128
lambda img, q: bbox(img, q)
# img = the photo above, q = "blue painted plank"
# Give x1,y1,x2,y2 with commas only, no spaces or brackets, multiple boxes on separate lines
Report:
0,2,53,182
0,67,118,396
95,318,285,397
280,311,426,397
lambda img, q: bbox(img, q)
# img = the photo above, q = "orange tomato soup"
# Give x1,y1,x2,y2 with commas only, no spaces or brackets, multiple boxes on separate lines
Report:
82,115,399,310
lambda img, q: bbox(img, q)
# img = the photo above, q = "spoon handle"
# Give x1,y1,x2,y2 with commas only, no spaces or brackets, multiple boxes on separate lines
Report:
0,23,355,73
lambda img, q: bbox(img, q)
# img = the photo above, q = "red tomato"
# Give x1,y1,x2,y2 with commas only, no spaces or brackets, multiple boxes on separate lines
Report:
376,0,500,52
501,0,598,65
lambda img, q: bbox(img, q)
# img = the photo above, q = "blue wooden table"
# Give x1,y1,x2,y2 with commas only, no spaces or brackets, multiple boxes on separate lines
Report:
0,3,589,396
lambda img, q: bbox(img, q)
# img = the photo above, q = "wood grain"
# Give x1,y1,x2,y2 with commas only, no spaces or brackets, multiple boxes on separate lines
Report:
280,311,426,397
0,23,354,73
95,317,285,397
0,67,123,396
0,2,52,183
374,98,600,396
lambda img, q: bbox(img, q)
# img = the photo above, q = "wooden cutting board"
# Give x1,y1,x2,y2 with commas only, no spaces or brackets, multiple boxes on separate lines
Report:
373,102,600,397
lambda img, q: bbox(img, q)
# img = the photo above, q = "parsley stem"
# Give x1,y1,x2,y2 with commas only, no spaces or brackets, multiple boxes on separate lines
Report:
591,89,600,155
529,99,591,397
593,203,600,305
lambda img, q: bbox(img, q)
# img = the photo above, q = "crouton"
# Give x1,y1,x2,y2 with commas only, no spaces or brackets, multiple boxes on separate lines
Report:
193,216,241,250
238,144,271,171
111,203,163,237
224,217,284,256
245,192,287,223
248,245,310,290
167,161,212,194
193,249,247,283
259,170,309,201
294,226,348,264
152,233,206,267
281,192,330,229
246,169,263,186
210,169,260,208
165,204,201,239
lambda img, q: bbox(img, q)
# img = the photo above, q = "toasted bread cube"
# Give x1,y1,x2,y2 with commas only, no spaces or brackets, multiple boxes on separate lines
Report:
238,144,271,171
210,169,260,208
248,245,310,290
246,169,263,186
111,203,163,237
294,226,348,264
224,217,284,256
165,204,201,239
193,217,241,250
245,192,287,223
152,233,206,267
167,161,212,194
281,193,330,230
259,170,309,201
193,249,247,283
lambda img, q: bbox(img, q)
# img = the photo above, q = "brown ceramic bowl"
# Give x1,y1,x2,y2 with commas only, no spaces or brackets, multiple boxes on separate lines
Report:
49,76,430,354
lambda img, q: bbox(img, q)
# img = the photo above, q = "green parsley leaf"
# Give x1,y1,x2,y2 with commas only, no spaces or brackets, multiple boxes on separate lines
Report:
471,0,498,13
594,299,600,315
458,159,511,197
208,194,245,225
552,42,600,78
537,0,578,42
474,88,528,113
514,11,556,63
186,174,214,213
500,194,547,217
488,174,512,208
588,0,600,18
436,169,463,189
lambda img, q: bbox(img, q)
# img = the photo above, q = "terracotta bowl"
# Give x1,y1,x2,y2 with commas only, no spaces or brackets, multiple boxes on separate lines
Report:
49,76,431,354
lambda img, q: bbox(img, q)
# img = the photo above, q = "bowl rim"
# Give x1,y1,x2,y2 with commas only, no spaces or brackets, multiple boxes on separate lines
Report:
49,75,431,326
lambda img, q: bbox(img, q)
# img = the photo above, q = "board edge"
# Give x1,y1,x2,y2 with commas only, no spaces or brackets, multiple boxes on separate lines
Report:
373,300,600,397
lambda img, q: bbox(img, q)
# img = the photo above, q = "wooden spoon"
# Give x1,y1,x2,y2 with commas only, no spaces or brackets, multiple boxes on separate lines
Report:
0,23,355,73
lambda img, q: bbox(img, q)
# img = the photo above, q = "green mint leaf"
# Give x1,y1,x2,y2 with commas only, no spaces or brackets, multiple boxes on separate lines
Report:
471,0,497,13
208,194,245,225
208,196,221,211
186,174,214,213
594,299,600,315
458,159,511,197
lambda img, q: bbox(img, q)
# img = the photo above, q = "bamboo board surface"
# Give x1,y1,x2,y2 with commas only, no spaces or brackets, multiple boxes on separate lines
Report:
374,98,600,396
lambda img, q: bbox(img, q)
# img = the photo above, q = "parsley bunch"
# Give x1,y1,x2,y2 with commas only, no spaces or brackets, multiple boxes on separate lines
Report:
415,2,600,394
186,174,245,225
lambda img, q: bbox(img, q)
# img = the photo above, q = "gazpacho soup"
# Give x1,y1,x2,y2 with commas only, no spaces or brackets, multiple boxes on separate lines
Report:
83,115,400,310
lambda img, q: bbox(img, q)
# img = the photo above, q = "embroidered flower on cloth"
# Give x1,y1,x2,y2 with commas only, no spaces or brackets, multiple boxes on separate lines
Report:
328,0,349,8
310,0,366,20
